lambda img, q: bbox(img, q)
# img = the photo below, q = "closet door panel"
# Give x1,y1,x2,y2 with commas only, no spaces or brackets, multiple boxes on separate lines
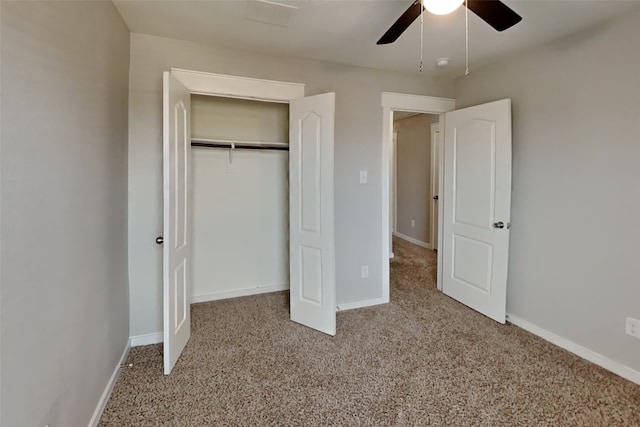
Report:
163,72,192,375
289,93,336,336
300,112,322,233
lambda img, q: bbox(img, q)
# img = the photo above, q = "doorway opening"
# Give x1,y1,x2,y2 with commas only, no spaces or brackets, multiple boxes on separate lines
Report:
382,93,513,324
380,92,455,303
391,112,441,252
390,111,441,292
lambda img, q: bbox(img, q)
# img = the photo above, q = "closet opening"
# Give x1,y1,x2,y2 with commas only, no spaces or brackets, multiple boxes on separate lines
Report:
190,94,291,304
163,69,335,373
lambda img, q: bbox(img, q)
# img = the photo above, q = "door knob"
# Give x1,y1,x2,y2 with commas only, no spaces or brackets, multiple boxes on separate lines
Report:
433,195,439,200
493,221,505,229
155,236,164,244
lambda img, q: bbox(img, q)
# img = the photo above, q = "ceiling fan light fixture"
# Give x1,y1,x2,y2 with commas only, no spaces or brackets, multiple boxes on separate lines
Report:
422,0,464,16
435,58,450,67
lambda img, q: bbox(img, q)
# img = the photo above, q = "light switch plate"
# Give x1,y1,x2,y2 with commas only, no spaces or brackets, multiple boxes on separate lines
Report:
359,171,368,184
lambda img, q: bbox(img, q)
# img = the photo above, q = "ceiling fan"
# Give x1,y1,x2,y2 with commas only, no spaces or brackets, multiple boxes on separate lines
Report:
377,0,522,45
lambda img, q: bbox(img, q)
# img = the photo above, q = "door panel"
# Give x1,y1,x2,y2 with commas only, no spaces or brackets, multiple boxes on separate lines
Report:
301,246,323,303
454,120,495,229
289,93,336,336
300,112,322,232
452,235,493,292
442,99,511,323
163,72,192,374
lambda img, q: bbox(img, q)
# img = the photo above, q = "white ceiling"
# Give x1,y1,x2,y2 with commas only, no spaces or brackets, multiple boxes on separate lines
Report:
114,0,640,77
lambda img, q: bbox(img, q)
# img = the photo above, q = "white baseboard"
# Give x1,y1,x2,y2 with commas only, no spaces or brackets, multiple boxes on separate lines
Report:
129,331,163,347
337,297,388,312
191,283,289,304
393,232,431,249
88,342,130,427
507,314,640,385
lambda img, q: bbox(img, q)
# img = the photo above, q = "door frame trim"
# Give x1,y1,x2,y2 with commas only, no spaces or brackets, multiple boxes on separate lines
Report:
392,130,398,239
429,121,441,251
381,93,455,300
172,68,305,102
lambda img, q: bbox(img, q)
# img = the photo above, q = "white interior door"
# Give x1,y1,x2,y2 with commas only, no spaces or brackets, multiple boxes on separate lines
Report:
163,72,192,374
289,93,336,336
442,99,512,323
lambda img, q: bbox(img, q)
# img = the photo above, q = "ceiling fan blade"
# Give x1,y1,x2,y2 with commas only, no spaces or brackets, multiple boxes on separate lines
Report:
377,0,422,45
465,0,522,32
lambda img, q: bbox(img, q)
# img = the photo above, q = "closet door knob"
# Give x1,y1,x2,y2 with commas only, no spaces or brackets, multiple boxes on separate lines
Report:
155,236,164,244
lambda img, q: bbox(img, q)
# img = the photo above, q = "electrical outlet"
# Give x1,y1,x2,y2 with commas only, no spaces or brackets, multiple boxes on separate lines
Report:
626,317,640,339
411,219,415,228
361,265,369,279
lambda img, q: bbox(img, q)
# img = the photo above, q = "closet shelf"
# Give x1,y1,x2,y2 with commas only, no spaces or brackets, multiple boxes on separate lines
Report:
191,138,289,151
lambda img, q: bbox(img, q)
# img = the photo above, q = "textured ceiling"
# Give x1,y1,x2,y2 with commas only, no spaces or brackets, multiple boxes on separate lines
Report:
114,0,640,76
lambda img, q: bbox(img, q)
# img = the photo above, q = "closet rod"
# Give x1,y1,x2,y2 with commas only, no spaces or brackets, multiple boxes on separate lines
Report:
191,138,289,151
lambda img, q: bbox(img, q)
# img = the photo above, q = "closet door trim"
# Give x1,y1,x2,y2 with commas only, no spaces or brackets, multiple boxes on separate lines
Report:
171,68,305,102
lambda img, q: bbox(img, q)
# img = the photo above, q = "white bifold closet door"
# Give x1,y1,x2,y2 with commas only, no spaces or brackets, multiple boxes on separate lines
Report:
162,72,192,375
289,93,337,336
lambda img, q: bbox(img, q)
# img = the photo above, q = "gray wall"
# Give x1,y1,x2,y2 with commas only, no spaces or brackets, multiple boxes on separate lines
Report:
394,114,439,244
0,2,130,426
455,8,640,373
128,33,455,337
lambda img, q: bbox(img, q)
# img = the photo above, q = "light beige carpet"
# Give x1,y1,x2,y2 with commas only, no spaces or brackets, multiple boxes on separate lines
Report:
100,237,639,426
